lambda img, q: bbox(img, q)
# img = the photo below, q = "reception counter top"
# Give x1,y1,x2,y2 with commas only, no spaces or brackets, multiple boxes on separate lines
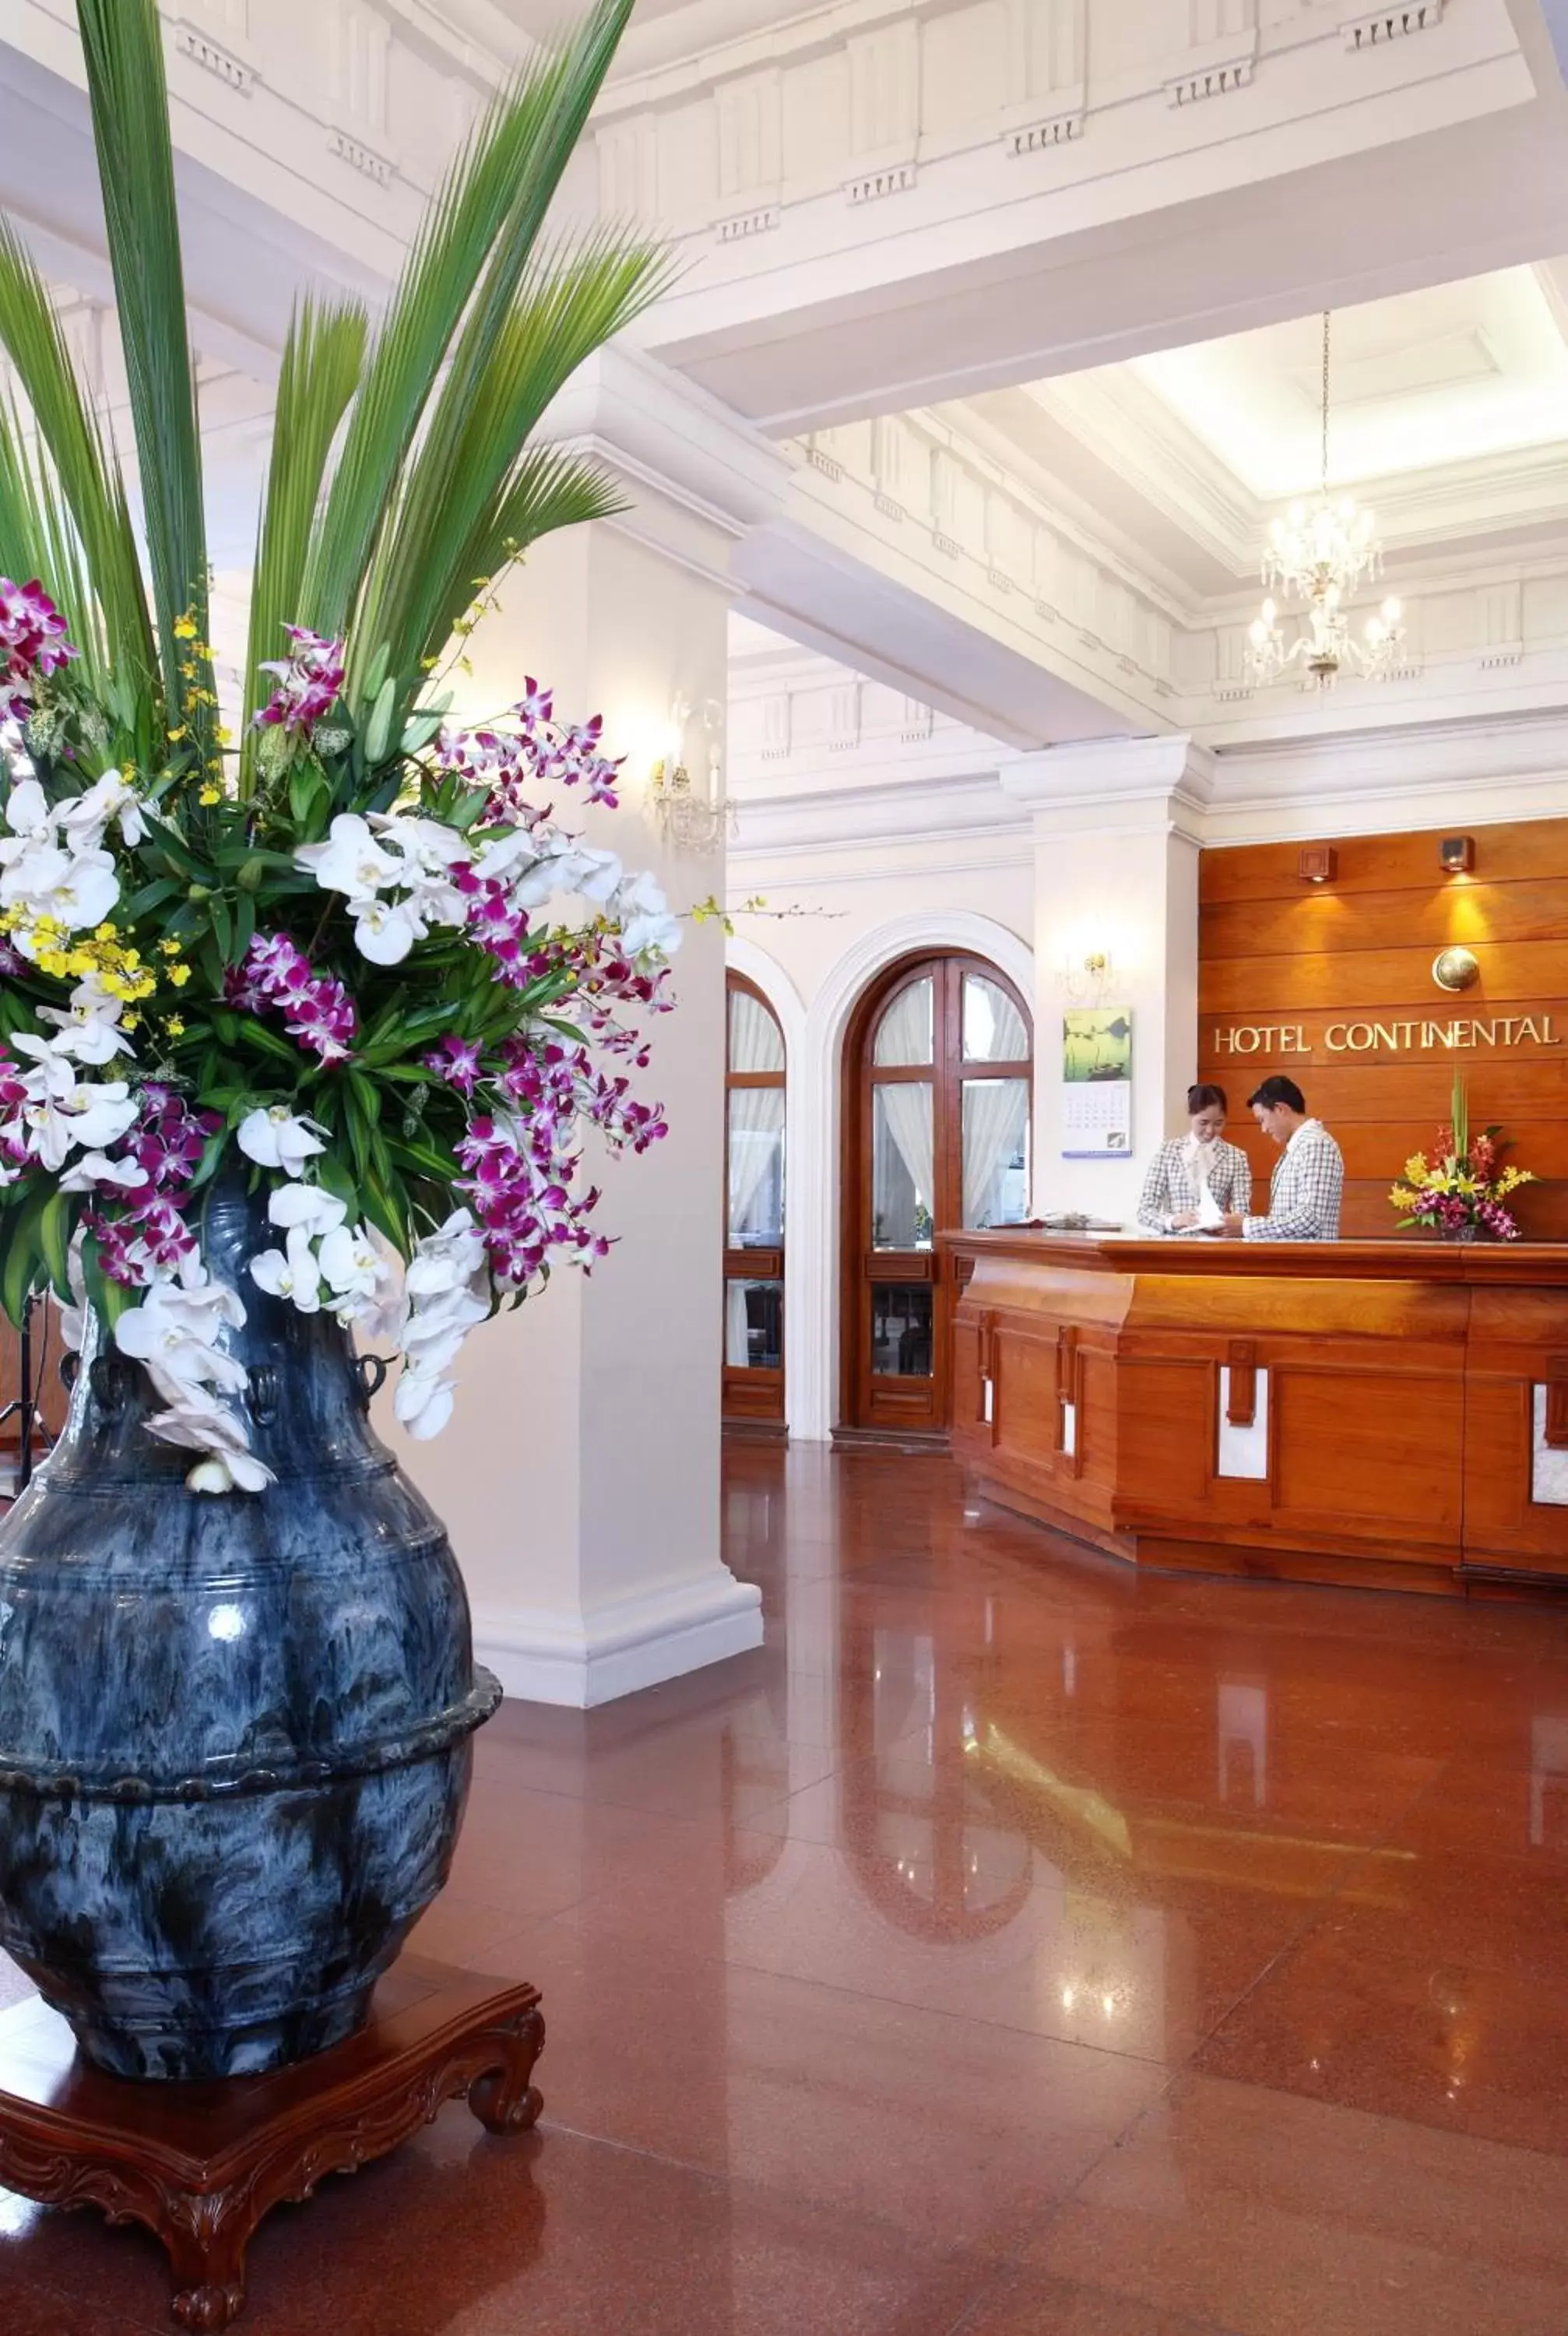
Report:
944,1230,1568,1596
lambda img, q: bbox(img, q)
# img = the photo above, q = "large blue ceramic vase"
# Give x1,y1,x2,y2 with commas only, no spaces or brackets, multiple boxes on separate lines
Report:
0,1178,499,2080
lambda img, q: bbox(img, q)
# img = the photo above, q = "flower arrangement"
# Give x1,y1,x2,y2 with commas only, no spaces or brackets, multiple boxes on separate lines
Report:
0,0,675,1492
1390,1073,1535,1243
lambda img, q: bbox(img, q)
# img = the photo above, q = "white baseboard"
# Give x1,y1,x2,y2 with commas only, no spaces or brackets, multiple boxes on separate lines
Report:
472,1567,764,1708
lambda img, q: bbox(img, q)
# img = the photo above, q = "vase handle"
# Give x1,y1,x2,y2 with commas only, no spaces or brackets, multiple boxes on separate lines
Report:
248,1364,279,1427
354,1353,388,1410
87,1356,129,1419
59,1350,80,1394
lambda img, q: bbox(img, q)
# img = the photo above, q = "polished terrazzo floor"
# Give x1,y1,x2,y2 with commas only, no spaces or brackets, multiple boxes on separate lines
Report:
6,1441,1568,2332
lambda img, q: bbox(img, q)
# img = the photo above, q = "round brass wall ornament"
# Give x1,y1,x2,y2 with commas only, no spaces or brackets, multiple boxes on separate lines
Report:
1432,946,1480,994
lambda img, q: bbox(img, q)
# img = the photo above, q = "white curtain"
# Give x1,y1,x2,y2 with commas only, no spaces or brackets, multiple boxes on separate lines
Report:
875,1082,934,1244
727,1088,784,1244
730,990,784,1073
725,1280,752,1366
874,977,933,1066
962,1078,1028,1227
963,976,1028,1062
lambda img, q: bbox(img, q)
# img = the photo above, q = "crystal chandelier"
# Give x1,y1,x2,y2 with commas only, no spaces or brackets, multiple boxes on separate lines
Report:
1246,312,1404,691
649,697,734,856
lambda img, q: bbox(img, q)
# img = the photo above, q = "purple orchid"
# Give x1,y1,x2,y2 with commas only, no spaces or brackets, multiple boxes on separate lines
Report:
253,624,346,735
0,576,77,719
241,932,357,1064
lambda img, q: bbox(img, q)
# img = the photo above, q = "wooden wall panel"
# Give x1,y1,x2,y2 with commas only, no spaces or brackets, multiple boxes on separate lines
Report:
1198,818,1568,1239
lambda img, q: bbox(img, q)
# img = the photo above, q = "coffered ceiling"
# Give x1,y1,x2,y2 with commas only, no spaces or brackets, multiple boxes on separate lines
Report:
958,261,1568,600
1130,267,1568,500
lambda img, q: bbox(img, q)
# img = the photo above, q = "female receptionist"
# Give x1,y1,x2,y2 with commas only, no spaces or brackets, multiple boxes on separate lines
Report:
1137,1082,1253,1234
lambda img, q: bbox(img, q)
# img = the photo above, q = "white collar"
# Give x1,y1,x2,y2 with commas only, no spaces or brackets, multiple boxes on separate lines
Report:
1285,1117,1324,1150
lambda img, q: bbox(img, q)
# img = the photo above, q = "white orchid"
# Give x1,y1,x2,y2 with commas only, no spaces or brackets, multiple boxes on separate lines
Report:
20,1078,139,1173
248,1226,324,1314
501,829,622,914
2,845,120,944
370,812,470,878
350,894,427,966
58,768,146,852
237,1105,327,1177
114,1276,248,1408
111,1258,269,1495
268,1180,347,1239
317,1222,382,1310
36,973,132,1064
58,1149,149,1194
294,814,402,904
404,1208,488,1301
394,1361,456,1440
0,776,56,855
613,870,681,963
144,1400,274,1495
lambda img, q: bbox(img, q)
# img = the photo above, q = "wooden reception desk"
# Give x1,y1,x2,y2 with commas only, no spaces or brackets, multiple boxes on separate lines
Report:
945,1230,1568,1598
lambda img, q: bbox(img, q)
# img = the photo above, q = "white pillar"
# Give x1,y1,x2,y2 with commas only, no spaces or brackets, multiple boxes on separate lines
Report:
392,352,790,1706
1001,736,1208,1223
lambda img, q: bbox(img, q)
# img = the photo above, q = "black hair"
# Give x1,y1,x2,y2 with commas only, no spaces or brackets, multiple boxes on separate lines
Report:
1187,1082,1227,1115
1248,1075,1306,1115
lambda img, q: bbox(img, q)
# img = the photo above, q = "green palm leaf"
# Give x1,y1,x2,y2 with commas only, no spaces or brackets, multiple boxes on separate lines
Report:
364,230,668,683
305,0,635,673
417,448,628,679
0,221,152,695
0,394,101,677
76,0,208,734
241,299,368,790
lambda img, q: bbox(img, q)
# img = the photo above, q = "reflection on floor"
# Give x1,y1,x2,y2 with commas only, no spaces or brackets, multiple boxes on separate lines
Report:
7,1443,1568,2332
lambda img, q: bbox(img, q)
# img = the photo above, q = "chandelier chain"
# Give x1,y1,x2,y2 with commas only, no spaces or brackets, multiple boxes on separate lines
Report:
1246,306,1405,693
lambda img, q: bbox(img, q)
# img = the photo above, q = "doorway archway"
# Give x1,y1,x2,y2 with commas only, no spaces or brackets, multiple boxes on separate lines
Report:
840,952,1032,1435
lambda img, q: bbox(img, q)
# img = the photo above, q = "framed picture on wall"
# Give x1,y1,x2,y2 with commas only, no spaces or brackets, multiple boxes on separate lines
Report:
1062,1008,1133,1158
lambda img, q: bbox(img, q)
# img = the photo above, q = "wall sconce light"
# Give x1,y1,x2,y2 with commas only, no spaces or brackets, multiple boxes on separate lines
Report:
1060,950,1113,1001
1433,946,1480,994
1440,835,1475,874
649,696,733,857
1298,846,1337,885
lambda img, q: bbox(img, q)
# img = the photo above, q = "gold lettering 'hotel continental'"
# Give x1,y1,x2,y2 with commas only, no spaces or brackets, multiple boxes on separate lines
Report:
1213,1016,1562,1057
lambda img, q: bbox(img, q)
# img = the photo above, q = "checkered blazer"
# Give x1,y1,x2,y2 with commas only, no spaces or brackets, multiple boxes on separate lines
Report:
1244,1120,1344,1241
1137,1138,1252,1233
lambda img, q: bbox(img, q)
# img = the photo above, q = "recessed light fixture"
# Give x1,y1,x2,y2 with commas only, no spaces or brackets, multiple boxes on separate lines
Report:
1298,846,1337,885
1440,836,1475,874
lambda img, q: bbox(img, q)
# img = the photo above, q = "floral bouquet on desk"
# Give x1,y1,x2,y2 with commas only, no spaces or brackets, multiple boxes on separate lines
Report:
1390,1074,1535,1242
0,0,674,1493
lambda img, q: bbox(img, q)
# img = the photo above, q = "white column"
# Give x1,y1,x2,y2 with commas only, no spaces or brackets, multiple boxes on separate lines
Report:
392,351,790,1706
1001,736,1209,1223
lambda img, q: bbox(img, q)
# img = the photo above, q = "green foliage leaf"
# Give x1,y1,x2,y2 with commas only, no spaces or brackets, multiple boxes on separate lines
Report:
0,220,153,695
76,0,209,728
0,1180,50,1328
39,1189,73,1304
241,299,367,788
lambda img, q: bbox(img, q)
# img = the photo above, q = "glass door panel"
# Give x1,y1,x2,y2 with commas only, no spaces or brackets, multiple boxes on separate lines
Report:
871,1082,933,1251
874,976,933,1065
727,1086,785,1247
961,1077,1030,1229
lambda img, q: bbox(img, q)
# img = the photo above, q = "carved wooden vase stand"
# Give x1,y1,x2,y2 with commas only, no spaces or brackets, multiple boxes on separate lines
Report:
0,1954,544,2330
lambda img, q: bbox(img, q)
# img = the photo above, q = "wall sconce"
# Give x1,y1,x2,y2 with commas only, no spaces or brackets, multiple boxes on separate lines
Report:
1433,946,1480,994
1298,846,1337,885
649,696,733,857
1060,950,1113,1001
1440,836,1475,874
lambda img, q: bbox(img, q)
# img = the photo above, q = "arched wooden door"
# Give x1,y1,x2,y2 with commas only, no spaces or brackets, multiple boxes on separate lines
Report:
842,954,1032,1435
